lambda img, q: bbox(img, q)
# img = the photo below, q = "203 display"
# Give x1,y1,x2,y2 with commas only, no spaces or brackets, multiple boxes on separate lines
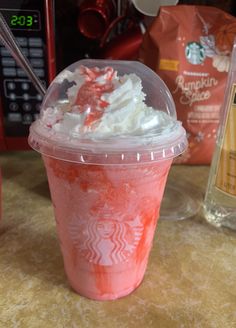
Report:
2,9,40,30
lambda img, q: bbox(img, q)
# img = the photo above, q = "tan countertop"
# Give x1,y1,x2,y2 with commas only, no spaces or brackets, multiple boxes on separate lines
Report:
0,151,235,328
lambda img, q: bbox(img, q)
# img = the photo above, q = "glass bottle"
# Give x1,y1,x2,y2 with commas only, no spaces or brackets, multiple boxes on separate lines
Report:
203,39,236,230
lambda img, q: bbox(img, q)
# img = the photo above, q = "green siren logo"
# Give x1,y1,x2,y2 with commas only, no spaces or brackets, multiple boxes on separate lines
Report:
185,42,205,65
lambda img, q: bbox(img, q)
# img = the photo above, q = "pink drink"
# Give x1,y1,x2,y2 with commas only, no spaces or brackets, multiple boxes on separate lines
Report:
29,59,187,300
43,157,172,300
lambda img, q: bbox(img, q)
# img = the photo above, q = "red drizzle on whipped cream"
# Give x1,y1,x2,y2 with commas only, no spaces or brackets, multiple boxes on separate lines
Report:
74,66,115,126
42,65,176,138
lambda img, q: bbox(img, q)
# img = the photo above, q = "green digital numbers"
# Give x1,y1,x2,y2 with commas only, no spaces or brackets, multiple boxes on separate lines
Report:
10,15,18,26
26,15,33,27
10,15,34,27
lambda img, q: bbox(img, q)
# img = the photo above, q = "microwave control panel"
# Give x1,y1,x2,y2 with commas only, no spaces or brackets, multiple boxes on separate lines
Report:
0,0,55,140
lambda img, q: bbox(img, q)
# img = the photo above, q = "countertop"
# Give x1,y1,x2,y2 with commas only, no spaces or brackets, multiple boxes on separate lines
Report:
0,151,235,328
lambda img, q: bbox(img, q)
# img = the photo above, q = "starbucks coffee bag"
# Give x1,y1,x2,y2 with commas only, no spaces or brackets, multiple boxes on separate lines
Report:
139,5,236,164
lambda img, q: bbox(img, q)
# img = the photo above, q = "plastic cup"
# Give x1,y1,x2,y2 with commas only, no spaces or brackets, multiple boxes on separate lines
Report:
28,59,187,300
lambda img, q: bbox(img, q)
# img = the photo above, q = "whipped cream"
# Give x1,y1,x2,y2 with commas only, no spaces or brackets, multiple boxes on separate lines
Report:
41,66,176,139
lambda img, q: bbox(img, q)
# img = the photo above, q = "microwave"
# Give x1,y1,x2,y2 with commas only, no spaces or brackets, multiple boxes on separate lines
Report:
0,0,115,150
0,0,57,150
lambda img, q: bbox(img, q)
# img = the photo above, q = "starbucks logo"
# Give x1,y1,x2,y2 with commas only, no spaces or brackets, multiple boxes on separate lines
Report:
68,214,144,266
185,42,205,65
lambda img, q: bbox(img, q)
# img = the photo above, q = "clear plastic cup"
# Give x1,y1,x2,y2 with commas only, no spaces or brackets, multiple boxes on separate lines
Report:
28,59,187,300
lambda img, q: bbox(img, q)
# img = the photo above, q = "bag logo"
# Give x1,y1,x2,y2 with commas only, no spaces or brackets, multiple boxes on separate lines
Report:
185,42,205,65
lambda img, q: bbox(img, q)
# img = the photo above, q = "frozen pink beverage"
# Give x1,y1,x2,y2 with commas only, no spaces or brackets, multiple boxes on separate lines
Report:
29,60,187,300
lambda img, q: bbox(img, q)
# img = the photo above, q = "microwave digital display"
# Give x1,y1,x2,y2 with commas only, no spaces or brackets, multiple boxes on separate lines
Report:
1,9,41,31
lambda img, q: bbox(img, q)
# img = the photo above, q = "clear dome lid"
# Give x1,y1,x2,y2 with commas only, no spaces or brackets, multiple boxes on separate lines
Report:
29,59,187,164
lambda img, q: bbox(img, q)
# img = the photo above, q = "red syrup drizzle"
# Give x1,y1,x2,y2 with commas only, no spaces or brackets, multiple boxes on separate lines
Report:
74,66,115,126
